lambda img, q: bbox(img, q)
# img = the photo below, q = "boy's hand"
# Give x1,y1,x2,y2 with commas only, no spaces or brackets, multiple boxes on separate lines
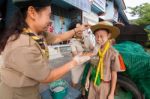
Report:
108,94,114,99
85,79,90,91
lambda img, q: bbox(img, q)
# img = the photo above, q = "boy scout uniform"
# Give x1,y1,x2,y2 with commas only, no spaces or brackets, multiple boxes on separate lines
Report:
88,45,122,99
88,21,122,99
0,32,56,99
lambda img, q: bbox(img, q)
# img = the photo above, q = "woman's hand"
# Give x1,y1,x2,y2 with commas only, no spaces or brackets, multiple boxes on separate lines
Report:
82,52,94,57
75,24,90,32
72,53,91,66
108,94,114,99
85,78,90,91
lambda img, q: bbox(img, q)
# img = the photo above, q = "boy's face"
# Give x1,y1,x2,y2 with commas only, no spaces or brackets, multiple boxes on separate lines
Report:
94,29,111,45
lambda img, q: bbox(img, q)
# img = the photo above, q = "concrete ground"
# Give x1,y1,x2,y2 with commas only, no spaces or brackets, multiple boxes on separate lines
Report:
40,53,82,99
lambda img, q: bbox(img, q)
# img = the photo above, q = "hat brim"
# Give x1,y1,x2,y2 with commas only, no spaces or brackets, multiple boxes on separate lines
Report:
91,24,120,39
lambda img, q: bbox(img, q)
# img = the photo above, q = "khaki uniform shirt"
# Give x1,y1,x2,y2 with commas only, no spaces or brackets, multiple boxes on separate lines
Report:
90,45,121,81
0,33,56,87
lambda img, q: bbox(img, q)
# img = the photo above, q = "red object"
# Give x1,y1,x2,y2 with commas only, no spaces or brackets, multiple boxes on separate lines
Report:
118,55,126,71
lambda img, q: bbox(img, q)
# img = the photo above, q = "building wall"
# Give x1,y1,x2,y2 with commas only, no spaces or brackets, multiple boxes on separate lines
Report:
53,15,71,34
99,1,119,22
51,5,82,34
82,11,99,25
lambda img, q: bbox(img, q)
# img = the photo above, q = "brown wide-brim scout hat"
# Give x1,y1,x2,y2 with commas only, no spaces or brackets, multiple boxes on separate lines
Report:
91,21,120,39
13,0,52,9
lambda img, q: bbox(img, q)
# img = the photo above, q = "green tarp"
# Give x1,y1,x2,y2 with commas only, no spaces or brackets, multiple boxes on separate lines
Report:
115,87,132,99
114,41,150,99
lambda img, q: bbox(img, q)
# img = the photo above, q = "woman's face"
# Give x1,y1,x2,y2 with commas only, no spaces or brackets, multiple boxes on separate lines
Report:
95,29,110,45
27,6,51,33
75,23,82,38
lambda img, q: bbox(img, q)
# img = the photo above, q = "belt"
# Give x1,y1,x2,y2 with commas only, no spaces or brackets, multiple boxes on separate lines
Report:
102,80,110,83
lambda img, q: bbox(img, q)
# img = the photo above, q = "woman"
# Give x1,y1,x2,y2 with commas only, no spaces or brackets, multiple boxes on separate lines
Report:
0,0,91,99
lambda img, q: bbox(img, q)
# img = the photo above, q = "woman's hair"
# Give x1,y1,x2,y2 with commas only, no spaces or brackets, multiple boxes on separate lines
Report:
0,6,47,53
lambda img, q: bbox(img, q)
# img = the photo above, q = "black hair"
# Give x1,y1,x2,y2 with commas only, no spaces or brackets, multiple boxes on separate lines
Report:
0,5,50,53
68,20,82,30
0,0,7,41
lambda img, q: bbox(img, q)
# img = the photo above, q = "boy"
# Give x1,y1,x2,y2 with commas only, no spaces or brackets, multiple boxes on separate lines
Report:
85,21,125,99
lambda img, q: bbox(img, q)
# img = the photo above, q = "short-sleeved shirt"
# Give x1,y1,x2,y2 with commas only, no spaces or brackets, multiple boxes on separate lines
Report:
90,45,122,81
0,33,54,87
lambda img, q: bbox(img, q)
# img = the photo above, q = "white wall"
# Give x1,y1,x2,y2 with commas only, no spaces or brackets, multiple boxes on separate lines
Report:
99,1,119,22
82,11,99,25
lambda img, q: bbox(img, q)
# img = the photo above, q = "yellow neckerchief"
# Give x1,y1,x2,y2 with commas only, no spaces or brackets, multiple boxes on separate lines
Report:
94,41,110,86
22,28,49,59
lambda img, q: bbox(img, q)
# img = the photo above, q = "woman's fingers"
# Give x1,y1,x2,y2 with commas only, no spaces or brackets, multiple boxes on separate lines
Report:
73,54,90,65
83,23,90,28
82,52,94,57
78,24,90,31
